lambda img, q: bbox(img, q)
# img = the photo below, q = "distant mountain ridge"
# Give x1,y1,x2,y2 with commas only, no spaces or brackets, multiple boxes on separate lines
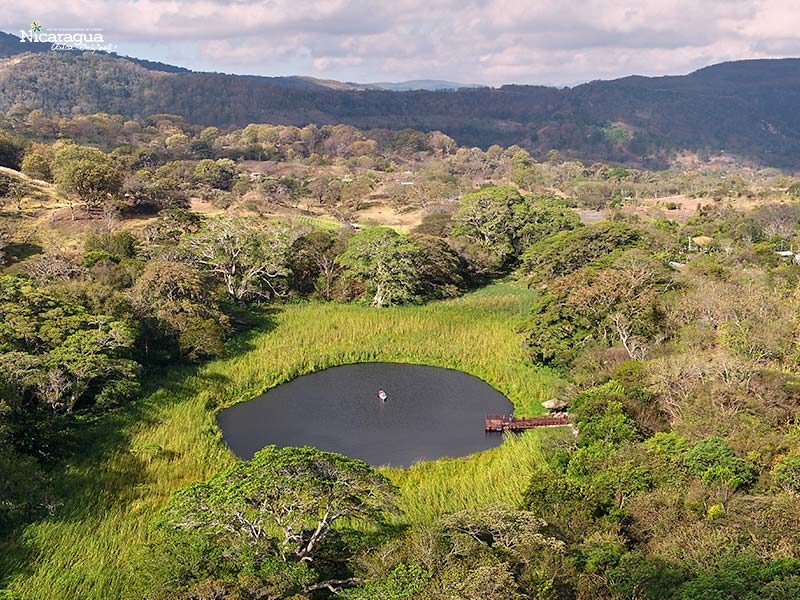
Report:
364,80,483,91
1,31,800,168
0,33,480,92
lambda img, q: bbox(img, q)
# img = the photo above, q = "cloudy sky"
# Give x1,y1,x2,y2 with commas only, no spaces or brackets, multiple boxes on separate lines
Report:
3,0,800,86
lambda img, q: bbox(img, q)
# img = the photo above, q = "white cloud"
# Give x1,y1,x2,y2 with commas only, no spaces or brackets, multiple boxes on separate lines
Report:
1,0,798,85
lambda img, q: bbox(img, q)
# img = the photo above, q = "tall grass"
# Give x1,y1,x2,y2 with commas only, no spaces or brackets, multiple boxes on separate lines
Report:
390,430,549,523
0,282,562,599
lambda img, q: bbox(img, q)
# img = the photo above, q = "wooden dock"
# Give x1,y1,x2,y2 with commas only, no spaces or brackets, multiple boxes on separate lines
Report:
485,413,569,432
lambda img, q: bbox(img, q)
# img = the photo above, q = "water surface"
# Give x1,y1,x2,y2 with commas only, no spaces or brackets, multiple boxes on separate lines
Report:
217,362,512,467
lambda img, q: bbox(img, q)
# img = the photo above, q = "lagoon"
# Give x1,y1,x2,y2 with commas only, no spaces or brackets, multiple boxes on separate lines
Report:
217,362,513,467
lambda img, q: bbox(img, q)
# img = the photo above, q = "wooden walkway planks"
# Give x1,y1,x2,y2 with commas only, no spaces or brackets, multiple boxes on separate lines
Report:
485,413,569,432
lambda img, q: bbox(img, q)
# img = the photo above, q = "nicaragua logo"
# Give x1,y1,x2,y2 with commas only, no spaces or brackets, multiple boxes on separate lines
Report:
19,20,113,52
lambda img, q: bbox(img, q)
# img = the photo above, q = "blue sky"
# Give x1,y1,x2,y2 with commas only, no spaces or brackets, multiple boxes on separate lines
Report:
3,1,800,86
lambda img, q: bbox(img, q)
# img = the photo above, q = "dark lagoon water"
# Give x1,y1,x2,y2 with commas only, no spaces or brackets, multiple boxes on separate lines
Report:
216,362,513,467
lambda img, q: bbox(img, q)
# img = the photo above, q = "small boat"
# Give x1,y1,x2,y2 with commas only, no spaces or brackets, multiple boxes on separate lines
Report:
377,389,387,401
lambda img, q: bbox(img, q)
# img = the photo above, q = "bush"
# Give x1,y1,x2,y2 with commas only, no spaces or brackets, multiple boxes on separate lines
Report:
342,564,431,600
85,230,138,260
21,143,54,180
613,360,645,389
678,555,800,600
644,432,690,458
773,454,800,492
684,437,757,490
607,552,687,600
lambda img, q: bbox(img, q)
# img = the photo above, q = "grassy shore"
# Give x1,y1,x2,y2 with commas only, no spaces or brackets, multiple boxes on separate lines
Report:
0,282,563,599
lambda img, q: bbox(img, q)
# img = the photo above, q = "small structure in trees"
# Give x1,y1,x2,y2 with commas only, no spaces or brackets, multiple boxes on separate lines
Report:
542,398,569,412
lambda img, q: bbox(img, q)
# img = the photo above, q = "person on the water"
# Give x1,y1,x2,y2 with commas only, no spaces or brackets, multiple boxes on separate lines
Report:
378,389,387,401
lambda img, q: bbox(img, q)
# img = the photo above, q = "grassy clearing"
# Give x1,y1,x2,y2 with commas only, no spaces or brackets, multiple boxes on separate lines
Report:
0,282,562,599
290,214,342,230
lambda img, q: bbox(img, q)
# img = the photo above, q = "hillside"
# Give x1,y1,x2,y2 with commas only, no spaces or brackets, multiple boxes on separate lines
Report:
1,31,800,167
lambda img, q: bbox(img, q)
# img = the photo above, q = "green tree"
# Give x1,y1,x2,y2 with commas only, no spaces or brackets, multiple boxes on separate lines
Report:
193,158,237,191
454,185,579,272
338,228,423,306
520,221,641,282
773,454,800,493
287,229,347,298
20,143,54,180
0,276,139,414
348,504,565,600
141,208,202,250
340,173,377,211
124,168,187,212
183,217,291,302
131,260,228,361
522,250,670,367
453,185,526,271
510,149,541,190
390,128,431,155
684,437,757,491
153,446,398,596
515,195,582,250
607,552,686,600
198,126,220,143
410,234,466,299
52,144,123,212
678,555,800,600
